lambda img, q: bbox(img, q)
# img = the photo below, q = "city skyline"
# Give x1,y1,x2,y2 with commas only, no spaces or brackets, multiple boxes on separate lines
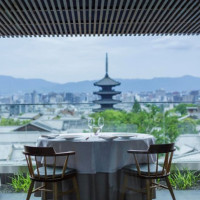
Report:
0,36,199,83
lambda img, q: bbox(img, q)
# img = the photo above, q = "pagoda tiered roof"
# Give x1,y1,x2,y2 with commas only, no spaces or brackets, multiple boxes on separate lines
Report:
93,107,121,112
93,99,121,105
94,75,120,87
94,91,121,95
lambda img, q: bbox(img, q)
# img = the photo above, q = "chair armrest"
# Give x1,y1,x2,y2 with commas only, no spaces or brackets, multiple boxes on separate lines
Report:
55,151,76,156
22,151,31,155
171,148,176,152
127,150,149,154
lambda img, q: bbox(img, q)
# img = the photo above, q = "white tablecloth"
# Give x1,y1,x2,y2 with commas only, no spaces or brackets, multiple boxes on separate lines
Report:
37,133,155,174
36,133,155,200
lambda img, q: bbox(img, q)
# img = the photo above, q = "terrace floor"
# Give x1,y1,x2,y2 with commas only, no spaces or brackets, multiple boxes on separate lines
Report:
0,190,199,200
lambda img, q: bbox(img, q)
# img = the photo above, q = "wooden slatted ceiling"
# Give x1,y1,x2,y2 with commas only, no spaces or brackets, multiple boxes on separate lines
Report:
0,0,199,38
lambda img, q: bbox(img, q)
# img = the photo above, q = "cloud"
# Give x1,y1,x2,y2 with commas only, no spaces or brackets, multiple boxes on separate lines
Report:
152,36,198,50
0,36,200,83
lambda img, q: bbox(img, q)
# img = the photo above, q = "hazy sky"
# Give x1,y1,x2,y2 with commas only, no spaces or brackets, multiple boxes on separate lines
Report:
0,36,199,83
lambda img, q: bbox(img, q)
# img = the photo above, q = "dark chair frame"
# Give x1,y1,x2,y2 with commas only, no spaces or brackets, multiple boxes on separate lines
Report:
120,143,176,200
23,146,80,200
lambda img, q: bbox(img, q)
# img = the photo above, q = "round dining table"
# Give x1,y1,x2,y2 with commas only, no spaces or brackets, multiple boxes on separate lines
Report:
37,133,155,200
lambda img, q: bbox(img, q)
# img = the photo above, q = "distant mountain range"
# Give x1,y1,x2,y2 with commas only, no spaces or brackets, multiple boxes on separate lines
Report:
0,75,200,94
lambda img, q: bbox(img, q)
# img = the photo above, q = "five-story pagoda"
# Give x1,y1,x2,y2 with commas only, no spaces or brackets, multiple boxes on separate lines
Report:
93,53,121,112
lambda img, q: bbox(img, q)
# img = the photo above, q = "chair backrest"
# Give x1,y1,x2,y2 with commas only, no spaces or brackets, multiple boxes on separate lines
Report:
24,146,56,156
133,143,175,178
23,146,71,181
148,143,175,154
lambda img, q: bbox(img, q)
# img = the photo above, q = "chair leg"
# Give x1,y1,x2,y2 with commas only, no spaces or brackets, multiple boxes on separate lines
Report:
146,179,151,200
149,179,153,200
53,182,58,200
165,177,176,200
72,176,80,200
26,180,34,200
119,174,128,200
42,182,47,200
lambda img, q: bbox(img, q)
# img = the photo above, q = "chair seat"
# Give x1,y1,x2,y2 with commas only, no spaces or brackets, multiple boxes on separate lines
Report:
34,166,76,178
123,163,163,175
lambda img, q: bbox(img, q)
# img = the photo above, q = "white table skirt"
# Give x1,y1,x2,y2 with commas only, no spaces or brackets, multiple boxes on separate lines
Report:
37,133,155,174
36,133,155,200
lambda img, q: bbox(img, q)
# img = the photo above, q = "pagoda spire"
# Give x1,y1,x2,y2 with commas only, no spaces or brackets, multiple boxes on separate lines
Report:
105,53,108,77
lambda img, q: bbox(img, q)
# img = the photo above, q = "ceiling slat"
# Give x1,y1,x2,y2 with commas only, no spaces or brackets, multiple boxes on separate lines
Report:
148,0,173,34
0,28,6,37
102,0,111,36
131,0,149,35
82,0,86,36
4,0,30,36
69,0,77,36
107,0,118,35
173,3,199,33
37,0,54,36
0,2,23,36
1,2,25,36
88,0,92,36
179,13,200,34
153,0,181,34
143,0,164,34
116,0,130,35
17,0,39,36
98,0,105,36
44,0,58,36
93,0,98,36
63,0,73,36
0,24,11,37
12,0,35,36
76,0,82,35
166,0,198,34
137,0,156,34
24,0,45,36
158,0,187,34
112,0,123,36
50,0,63,36
126,0,143,35
0,17,18,36
185,21,200,35
120,0,137,36
31,0,49,36
56,0,67,36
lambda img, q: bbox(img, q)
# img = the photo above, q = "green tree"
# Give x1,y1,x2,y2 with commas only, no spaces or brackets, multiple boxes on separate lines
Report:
178,118,197,134
90,104,182,144
164,114,180,143
132,99,141,113
175,104,196,115
0,118,30,126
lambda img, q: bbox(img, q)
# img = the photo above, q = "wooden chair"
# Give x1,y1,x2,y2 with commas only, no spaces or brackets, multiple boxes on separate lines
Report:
23,146,80,200
120,143,176,200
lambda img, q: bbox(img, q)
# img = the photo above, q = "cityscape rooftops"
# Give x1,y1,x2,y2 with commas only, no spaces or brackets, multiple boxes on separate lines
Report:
18,113,41,120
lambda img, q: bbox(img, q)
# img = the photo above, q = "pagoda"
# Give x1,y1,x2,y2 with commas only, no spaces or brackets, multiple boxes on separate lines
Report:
93,53,121,112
